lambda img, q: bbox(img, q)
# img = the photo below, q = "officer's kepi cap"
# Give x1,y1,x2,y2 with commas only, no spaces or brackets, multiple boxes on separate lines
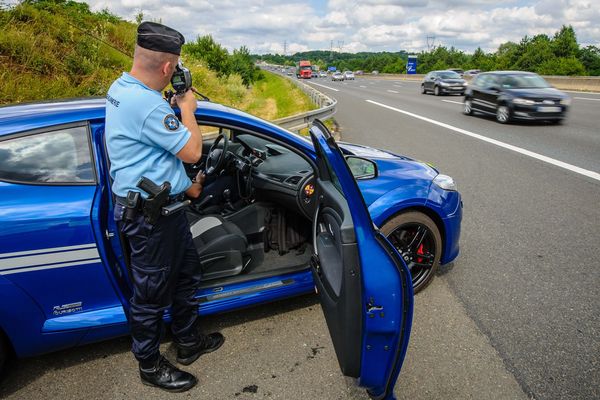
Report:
137,21,185,55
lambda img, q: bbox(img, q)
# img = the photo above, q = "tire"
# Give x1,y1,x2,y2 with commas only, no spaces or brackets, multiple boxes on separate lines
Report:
381,211,442,294
496,104,511,124
464,98,473,115
421,84,426,94
0,332,8,377
434,86,440,96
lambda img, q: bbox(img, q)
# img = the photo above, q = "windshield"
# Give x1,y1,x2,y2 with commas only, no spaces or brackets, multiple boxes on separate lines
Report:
439,71,461,79
501,74,550,89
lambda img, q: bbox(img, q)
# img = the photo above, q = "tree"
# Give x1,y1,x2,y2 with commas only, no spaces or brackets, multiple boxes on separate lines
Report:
230,45,256,86
514,34,554,72
495,41,520,70
537,57,586,76
184,35,230,77
135,9,143,24
552,25,578,58
578,45,600,75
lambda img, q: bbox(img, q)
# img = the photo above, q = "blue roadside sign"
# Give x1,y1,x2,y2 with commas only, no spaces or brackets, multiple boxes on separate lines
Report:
328,66,337,72
407,55,417,74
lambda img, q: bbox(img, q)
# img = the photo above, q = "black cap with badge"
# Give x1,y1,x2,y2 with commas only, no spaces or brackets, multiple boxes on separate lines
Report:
137,21,185,55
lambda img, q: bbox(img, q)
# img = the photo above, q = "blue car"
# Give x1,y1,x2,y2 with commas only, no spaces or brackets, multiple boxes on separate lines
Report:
0,98,461,398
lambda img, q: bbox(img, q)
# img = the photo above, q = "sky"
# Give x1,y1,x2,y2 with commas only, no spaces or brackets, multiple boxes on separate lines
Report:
79,0,599,54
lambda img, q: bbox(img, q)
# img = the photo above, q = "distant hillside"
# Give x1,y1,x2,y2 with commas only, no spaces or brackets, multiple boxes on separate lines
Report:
0,0,135,103
0,0,315,120
255,50,409,74
255,26,600,76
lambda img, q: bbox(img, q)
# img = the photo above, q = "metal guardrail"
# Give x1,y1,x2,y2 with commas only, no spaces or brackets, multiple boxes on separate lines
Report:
202,71,336,139
265,69,337,132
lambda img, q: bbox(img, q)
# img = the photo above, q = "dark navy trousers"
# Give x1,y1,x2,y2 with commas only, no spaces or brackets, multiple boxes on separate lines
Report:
115,204,201,366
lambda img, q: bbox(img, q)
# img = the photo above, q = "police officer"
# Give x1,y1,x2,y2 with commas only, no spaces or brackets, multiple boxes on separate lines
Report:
105,21,224,392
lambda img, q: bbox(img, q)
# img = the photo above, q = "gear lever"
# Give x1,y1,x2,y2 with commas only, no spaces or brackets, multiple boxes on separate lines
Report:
223,189,235,211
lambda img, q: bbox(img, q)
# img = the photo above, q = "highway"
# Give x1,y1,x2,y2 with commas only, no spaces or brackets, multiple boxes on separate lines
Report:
304,76,600,400
1,76,598,400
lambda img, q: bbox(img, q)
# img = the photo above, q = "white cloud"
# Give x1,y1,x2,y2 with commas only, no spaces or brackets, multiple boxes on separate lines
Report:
77,0,599,53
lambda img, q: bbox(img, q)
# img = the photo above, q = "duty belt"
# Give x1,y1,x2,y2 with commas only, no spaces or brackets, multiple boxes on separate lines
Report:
115,192,189,224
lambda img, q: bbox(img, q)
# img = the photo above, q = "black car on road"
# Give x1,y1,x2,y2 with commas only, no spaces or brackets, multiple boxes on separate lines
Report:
421,70,467,96
464,71,571,124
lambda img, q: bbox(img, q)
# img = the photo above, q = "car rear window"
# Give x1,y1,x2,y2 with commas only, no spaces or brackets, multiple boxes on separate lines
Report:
0,125,95,185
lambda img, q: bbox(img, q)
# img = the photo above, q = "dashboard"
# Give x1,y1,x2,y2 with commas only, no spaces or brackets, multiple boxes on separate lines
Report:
230,134,317,219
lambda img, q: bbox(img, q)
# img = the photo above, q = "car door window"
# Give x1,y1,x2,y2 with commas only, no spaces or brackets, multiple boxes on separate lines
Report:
0,125,95,184
485,75,499,89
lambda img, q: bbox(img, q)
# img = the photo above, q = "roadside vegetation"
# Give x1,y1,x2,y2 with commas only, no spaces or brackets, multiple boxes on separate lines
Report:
0,0,314,121
256,26,600,76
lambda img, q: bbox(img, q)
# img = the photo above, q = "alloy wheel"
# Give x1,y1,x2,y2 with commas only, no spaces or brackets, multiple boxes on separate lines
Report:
381,211,442,293
496,105,510,123
464,99,473,115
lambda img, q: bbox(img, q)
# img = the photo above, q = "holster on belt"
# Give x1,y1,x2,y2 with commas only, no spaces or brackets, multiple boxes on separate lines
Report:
123,191,141,221
136,176,171,225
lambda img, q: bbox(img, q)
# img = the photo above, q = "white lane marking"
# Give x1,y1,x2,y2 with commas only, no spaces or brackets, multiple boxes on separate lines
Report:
0,243,96,259
366,99,600,182
387,90,399,94
564,90,600,95
393,84,403,88
442,100,464,105
574,97,600,101
359,85,367,88
309,82,339,92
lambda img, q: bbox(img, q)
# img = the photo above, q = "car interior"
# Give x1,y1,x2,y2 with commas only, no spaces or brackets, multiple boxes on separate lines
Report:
177,124,319,288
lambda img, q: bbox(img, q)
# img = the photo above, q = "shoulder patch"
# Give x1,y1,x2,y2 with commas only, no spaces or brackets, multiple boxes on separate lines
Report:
163,114,180,131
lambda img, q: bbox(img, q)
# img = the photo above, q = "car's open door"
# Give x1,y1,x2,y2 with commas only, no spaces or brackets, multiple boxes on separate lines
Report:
309,120,413,400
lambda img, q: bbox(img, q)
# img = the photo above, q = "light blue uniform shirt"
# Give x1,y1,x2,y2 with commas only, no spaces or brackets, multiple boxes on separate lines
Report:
105,72,192,198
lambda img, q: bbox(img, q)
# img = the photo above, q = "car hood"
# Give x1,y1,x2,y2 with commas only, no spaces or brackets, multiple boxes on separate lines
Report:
338,142,438,207
504,87,567,99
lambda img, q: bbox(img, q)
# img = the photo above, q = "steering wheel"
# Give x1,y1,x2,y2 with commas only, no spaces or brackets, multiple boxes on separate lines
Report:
205,131,229,176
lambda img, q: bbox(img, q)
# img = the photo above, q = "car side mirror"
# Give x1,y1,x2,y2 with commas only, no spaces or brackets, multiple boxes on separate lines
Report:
345,156,378,180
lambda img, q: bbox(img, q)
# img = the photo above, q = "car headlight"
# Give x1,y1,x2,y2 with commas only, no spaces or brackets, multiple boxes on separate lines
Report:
561,97,572,106
440,82,449,86
433,174,457,191
513,98,535,105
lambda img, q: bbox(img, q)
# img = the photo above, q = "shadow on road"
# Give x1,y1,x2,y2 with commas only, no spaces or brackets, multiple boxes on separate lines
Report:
0,294,319,398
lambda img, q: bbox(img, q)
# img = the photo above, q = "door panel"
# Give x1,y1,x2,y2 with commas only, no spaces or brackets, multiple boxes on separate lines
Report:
0,123,123,339
312,180,362,377
310,120,413,399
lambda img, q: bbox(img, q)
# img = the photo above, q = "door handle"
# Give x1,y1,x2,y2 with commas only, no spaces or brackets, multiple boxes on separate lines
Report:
366,297,384,313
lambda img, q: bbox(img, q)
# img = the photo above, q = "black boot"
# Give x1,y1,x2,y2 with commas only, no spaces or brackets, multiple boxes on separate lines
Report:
139,356,197,392
177,332,225,366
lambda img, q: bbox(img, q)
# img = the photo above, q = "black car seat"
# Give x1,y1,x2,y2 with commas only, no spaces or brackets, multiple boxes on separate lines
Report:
187,213,249,280
104,133,248,281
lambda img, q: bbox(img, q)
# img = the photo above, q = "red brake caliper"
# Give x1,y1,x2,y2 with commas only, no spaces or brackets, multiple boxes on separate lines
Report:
416,243,425,263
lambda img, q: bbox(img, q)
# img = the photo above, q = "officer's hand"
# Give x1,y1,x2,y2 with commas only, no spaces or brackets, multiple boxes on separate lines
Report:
185,172,205,199
175,88,197,114
194,171,206,185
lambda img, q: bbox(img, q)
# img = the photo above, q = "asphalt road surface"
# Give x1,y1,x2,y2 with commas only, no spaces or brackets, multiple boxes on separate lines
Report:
304,76,600,400
1,76,598,400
